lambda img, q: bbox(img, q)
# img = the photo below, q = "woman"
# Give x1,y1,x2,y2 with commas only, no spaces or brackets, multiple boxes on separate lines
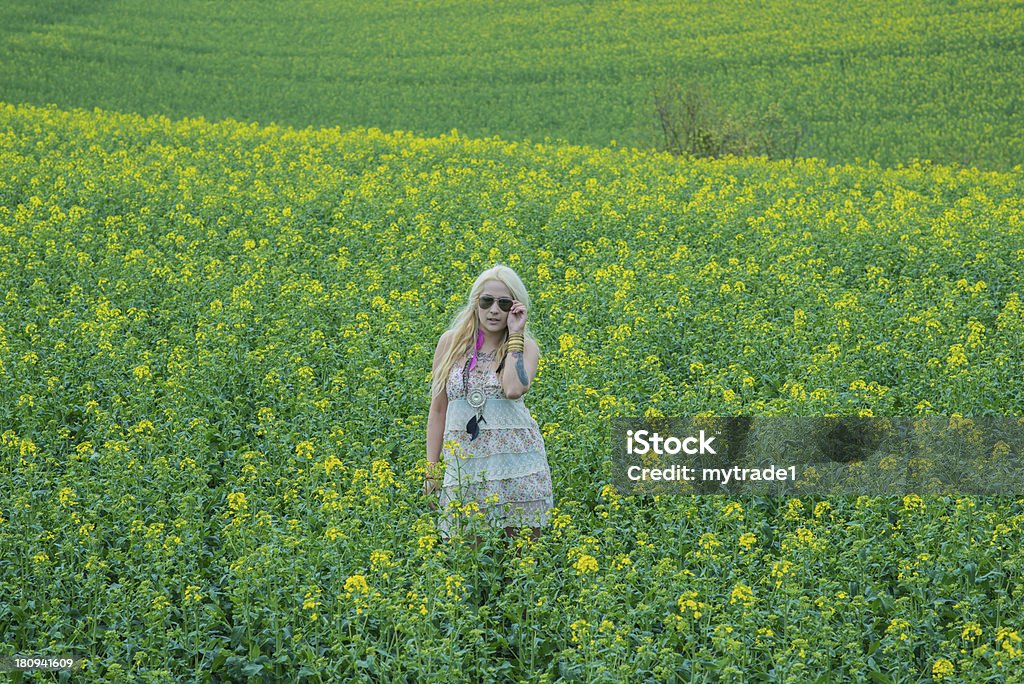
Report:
423,264,554,545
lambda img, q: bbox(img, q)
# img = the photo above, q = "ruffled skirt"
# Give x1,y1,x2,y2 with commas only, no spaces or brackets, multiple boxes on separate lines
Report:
436,467,554,541
437,397,554,540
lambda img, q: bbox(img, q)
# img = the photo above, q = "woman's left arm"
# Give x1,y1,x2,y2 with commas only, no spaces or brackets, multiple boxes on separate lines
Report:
501,338,539,400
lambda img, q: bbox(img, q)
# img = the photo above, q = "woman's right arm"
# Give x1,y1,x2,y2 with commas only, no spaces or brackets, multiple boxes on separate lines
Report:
424,331,451,494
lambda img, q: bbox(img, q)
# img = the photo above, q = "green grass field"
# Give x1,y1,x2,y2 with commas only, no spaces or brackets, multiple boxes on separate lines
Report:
1,0,1022,170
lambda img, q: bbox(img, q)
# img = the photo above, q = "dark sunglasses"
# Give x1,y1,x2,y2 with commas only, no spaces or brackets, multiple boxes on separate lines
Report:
477,295,514,312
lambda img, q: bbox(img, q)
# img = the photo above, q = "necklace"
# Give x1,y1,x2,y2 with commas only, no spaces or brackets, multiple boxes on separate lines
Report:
462,349,496,440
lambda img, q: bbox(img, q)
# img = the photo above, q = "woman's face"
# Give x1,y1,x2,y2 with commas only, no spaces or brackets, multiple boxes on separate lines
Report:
476,279,514,334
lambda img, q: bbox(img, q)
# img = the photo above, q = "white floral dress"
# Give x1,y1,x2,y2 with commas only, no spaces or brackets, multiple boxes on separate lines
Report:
437,347,554,540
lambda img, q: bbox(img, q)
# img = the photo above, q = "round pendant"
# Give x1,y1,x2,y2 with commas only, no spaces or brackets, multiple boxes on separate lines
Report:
468,388,486,408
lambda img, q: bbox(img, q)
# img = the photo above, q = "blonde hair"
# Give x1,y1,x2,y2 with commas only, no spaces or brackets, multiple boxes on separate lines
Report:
430,264,539,400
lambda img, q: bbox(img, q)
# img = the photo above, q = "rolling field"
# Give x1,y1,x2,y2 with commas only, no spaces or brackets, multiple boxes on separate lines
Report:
0,0,1023,170
3,0,1024,681
2,102,1024,680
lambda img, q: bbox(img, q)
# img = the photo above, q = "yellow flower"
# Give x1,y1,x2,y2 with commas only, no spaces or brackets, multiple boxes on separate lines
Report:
699,533,720,553
184,585,204,605
370,550,395,570
786,382,807,400
997,627,1022,656
643,406,664,420
552,513,572,530
371,459,395,487
771,560,793,587
611,554,632,570
721,501,743,520
227,492,247,512
902,494,925,513
946,344,968,370
886,618,911,641
782,527,819,552
755,627,775,647
961,622,982,641
570,619,590,645
344,575,367,594
573,554,598,574
931,658,954,679
445,574,466,600
730,583,755,608
460,501,482,519
323,455,343,475
677,591,706,619
738,533,756,551
444,440,469,460
58,487,78,507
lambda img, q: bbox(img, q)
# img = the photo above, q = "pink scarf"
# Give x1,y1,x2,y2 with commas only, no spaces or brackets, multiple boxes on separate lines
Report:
467,328,484,371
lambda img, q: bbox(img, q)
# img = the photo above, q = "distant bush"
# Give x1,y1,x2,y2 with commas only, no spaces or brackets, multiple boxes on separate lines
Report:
653,80,804,160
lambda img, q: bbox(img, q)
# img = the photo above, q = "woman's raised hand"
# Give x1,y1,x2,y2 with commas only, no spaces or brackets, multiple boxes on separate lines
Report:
507,300,527,334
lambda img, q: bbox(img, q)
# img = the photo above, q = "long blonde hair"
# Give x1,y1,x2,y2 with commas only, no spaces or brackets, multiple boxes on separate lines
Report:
430,264,539,400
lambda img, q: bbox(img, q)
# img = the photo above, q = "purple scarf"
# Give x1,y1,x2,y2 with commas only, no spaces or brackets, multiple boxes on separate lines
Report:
467,328,484,371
